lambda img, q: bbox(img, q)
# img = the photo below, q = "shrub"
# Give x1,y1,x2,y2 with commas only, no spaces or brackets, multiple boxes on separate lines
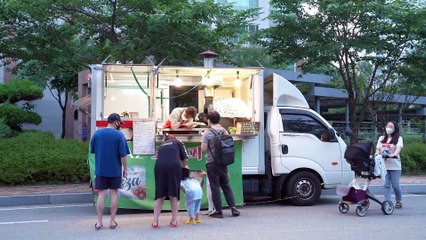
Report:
0,131,89,185
0,103,42,130
401,143,426,174
0,78,43,104
0,78,43,132
0,118,13,138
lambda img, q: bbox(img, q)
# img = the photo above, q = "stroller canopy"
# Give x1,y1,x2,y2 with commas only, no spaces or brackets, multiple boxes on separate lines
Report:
344,142,373,161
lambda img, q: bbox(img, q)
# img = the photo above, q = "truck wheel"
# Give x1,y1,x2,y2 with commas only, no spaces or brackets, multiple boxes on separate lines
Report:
285,171,321,206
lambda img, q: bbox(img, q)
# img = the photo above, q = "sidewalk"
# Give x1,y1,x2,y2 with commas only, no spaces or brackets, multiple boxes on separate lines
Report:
1,175,425,207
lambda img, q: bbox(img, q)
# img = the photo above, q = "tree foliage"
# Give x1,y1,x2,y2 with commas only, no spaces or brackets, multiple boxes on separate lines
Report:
0,79,43,133
0,0,258,66
0,78,44,104
261,0,426,142
0,0,258,138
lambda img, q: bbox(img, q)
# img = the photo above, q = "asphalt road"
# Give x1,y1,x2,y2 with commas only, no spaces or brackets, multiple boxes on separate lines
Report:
1,194,426,240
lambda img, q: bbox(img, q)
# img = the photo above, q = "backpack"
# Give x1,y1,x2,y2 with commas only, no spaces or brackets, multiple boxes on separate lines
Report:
207,128,235,166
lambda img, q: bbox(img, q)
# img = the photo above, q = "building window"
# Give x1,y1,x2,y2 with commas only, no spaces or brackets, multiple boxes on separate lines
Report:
217,0,259,10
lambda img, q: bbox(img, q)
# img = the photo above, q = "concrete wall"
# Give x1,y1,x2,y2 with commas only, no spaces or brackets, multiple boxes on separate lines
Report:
74,69,91,141
22,88,74,139
257,0,272,29
0,65,4,84
0,61,17,84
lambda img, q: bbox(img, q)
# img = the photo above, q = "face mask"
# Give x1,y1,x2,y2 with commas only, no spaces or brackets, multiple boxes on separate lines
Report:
385,127,394,135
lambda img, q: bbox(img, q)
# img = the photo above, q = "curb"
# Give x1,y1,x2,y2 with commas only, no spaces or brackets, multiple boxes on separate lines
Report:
323,184,426,196
367,184,426,195
0,193,93,207
1,184,425,208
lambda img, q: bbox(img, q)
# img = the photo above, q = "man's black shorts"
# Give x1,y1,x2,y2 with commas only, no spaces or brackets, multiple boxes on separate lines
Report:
95,176,122,190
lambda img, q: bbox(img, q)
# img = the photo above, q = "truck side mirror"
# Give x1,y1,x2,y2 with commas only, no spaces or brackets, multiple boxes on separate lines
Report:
321,129,336,142
328,128,336,141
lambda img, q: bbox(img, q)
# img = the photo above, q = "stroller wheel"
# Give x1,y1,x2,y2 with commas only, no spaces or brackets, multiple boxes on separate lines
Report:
339,203,349,214
356,206,367,217
381,201,394,215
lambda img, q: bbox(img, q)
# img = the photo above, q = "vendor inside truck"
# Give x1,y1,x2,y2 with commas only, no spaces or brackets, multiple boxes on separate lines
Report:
164,106,198,129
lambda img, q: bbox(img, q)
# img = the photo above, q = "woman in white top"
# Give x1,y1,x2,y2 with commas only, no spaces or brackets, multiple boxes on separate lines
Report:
375,121,404,209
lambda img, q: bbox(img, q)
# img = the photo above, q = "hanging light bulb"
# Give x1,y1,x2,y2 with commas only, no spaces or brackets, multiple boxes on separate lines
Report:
173,70,182,87
234,71,241,87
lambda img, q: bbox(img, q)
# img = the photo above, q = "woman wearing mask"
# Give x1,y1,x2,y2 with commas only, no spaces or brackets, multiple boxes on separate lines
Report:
374,121,404,208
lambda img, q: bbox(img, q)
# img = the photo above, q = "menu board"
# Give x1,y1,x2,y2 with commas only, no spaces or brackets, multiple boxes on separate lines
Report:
133,120,156,155
236,122,260,134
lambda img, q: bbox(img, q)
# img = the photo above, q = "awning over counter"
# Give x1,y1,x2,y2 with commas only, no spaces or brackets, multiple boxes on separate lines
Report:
72,94,91,115
102,64,263,88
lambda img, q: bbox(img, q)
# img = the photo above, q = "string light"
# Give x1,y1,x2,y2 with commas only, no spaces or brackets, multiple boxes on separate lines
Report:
173,70,182,87
234,71,241,87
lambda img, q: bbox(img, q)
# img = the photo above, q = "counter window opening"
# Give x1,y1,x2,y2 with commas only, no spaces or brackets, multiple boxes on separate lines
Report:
98,65,262,132
103,71,151,120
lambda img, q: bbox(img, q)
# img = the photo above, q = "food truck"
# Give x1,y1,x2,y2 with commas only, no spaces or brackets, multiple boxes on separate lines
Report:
88,62,353,209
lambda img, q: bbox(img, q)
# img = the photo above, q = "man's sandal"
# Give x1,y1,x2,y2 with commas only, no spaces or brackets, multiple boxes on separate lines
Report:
95,223,103,230
110,221,118,229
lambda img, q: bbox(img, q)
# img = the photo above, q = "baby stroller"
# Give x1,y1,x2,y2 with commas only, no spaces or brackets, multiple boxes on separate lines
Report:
337,141,394,217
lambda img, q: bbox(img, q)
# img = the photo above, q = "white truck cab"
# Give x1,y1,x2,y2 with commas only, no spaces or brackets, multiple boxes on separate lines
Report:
242,73,353,205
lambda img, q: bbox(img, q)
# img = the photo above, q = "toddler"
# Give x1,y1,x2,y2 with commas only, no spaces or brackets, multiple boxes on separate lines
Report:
181,167,204,224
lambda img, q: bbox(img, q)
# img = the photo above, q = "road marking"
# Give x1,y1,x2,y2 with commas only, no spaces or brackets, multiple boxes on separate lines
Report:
0,220,49,225
0,203,93,212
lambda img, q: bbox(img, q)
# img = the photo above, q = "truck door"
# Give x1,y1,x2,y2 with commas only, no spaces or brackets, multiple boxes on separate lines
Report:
278,109,343,185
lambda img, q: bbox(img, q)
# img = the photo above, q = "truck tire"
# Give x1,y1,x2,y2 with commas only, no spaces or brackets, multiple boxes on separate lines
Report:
285,171,321,206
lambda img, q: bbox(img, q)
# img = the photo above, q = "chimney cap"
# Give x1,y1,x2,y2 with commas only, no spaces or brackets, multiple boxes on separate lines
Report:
199,50,218,58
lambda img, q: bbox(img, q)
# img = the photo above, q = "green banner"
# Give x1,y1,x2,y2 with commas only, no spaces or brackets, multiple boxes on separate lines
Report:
88,140,243,210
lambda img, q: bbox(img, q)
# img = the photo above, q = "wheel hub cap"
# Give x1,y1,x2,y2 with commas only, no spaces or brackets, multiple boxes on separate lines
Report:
296,179,313,198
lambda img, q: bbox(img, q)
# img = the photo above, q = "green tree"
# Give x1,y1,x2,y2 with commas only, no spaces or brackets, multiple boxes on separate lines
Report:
40,0,258,65
0,79,43,134
0,1,92,138
0,0,258,138
16,60,78,139
261,0,426,142
228,47,293,68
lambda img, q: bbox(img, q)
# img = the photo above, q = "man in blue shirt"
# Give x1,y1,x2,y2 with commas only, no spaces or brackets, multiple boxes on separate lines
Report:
90,113,129,230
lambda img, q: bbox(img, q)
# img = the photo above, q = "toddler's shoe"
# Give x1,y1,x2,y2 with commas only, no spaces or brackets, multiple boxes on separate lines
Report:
186,219,197,224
